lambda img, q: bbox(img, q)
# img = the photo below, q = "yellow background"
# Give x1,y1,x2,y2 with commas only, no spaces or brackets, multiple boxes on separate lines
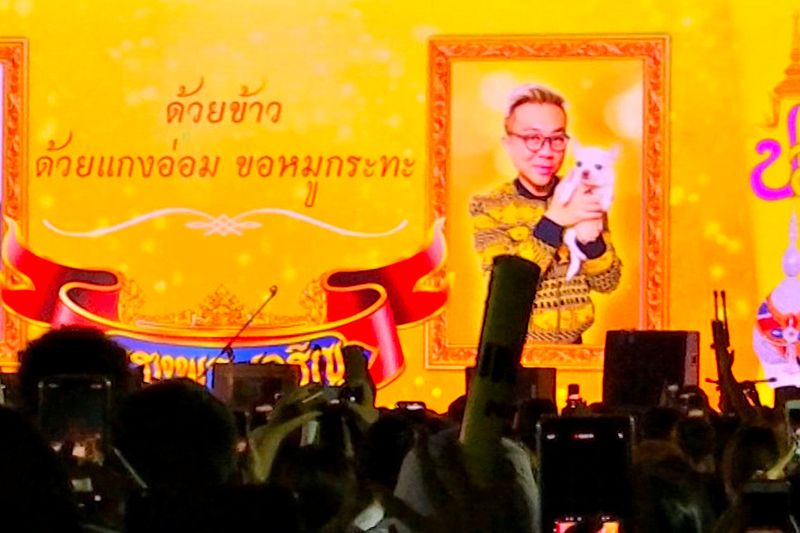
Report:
1,0,799,412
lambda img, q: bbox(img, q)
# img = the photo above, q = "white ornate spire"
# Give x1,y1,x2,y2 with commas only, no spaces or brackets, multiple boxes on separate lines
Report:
773,211,800,314
783,211,800,277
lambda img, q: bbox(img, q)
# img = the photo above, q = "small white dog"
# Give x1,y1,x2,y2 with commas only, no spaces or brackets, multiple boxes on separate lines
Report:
557,143,619,280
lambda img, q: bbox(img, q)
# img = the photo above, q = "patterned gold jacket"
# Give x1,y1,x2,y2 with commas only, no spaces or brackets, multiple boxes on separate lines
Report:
470,179,622,344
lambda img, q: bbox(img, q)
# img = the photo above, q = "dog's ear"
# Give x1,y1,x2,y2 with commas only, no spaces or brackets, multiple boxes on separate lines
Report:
608,144,621,161
571,139,582,153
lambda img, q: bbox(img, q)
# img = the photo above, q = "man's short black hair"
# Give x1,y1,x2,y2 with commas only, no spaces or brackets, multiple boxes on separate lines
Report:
17,326,130,414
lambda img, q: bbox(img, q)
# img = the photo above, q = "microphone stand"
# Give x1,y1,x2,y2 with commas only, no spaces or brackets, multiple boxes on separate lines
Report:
197,285,278,381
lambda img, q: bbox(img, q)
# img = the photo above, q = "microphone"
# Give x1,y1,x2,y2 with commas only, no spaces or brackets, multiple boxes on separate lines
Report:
217,285,278,362
459,255,540,485
197,285,279,381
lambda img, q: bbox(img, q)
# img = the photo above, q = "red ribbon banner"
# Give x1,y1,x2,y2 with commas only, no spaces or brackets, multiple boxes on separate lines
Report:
1,219,448,386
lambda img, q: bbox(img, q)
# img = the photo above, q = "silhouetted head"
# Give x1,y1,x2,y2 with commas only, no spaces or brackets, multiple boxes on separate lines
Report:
358,411,416,490
640,407,682,441
18,326,131,415
721,425,780,503
113,379,237,491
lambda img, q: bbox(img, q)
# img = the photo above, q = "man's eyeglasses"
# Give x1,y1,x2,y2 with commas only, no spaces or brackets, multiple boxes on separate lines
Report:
508,132,570,152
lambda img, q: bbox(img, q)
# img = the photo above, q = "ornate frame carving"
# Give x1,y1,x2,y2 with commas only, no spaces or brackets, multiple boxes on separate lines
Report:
425,35,669,369
0,39,27,368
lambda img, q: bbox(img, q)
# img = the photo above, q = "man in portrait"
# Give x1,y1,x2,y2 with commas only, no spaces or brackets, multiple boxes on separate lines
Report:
470,84,622,344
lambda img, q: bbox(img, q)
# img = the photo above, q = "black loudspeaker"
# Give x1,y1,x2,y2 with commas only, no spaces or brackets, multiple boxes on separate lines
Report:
465,366,557,406
603,330,699,408
774,386,800,412
212,363,299,412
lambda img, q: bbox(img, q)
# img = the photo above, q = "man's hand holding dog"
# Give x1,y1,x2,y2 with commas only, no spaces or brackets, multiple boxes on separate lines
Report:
574,218,604,243
545,182,604,227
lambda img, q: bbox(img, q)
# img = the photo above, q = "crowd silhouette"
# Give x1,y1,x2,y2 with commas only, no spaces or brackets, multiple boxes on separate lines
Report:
0,321,796,532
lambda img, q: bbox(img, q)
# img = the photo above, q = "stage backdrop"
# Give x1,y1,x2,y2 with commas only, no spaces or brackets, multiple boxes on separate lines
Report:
0,0,799,411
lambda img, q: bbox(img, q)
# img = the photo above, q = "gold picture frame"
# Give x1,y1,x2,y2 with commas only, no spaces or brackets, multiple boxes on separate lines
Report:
425,34,670,369
0,39,27,368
